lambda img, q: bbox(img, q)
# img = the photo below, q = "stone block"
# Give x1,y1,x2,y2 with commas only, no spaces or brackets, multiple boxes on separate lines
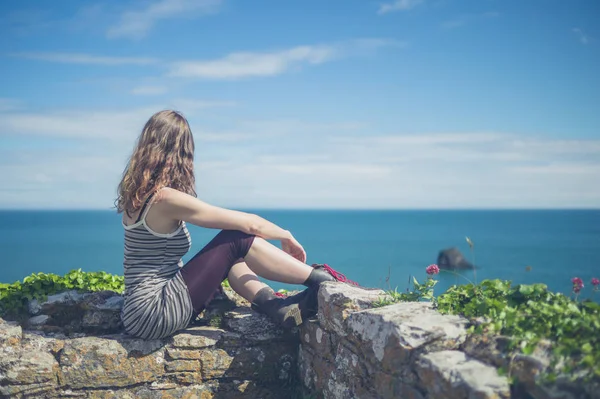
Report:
170,326,224,349
165,359,201,372
416,350,510,399
0,317,22,349
199,348,235,379
0,382,58,398
374,372,425,399
0,350,59,385
85,383,216,399
58,336,166,389
300,318,335,360
172,372,204,385
462,333,514,368
346,301,467,372
28,314,50,326
222,307,288,343
317,282,385,337
299,345,335,394
166,347,203,360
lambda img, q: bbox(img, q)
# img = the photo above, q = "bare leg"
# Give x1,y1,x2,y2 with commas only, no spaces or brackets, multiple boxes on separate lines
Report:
243,237,313,284
180,230,319,324
227,261,269,302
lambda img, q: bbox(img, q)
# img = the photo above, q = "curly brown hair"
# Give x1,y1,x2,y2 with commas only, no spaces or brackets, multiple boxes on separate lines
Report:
116,110,196,216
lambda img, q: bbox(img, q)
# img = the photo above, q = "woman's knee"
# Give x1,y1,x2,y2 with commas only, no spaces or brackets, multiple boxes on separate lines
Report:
216,229,253,240
215,230,256,258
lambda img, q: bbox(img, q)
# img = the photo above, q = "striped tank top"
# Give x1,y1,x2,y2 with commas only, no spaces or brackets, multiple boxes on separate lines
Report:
120,193,195,340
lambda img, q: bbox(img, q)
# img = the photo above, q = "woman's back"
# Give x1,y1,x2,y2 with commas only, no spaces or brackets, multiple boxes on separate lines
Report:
120,194,195,340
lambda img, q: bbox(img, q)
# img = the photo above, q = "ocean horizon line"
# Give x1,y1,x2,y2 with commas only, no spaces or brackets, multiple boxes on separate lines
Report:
0,207,598,212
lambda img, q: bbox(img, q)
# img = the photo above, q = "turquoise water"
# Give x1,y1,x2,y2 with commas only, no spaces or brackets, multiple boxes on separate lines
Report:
1,210,599,299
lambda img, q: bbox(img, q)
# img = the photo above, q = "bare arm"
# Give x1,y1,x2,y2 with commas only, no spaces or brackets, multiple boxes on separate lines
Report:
156,187,293,241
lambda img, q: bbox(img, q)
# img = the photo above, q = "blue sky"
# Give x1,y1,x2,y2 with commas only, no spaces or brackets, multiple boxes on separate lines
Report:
0,0,598,209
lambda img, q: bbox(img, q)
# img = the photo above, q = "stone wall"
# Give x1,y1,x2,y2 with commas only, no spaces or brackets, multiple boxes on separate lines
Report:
1,282,598,399
298,283,599,399
0,288,300,398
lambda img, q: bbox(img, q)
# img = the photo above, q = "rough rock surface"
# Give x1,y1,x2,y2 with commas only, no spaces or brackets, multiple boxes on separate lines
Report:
0,287,300,399
2,281,598,399
298,282,600,399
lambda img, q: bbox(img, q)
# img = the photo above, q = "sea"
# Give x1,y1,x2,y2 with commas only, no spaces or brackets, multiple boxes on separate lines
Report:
1,210,599,299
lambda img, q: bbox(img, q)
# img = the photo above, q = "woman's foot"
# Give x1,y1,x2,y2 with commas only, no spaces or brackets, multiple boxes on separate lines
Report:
303,263,359,288
299,263,359,314
250,287,315,329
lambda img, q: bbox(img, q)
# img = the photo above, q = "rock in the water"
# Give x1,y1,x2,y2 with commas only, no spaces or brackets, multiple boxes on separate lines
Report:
437,247,475,270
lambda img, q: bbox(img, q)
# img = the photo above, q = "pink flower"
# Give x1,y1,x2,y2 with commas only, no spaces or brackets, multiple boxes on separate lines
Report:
592,278,600,287
426,264,440,275
572,277,584,288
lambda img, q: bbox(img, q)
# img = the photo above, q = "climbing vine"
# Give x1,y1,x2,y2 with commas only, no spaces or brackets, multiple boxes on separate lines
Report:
436,280,600,382
0,269,124,318
375,267,600,382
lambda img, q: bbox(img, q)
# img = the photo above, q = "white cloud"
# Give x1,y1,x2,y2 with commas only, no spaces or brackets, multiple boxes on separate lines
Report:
2,105,599,209
333,132,504,145
167,99,237,110
328,133,600,166
107,0,222,40
441,19,466,29
167,39,398,79
572,28,589,44
12,39,397,82
11,52,158,65
441,11,500,29
509,164,600,175
0,98,22,112
0,108,156,141
0,152,127,209
0,102,240,141
168,45,337,79
378,0,423,15
130,85,168,95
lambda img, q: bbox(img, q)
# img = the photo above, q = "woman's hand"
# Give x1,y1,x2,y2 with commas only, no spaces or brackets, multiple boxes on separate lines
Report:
281,235,307,263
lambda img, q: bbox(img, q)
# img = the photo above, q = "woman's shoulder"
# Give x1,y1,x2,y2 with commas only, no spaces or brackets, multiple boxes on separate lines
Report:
154,187,195,206
156,186,186,198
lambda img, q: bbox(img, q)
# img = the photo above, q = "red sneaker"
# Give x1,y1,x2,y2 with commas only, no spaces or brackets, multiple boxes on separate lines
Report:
311,263,359,286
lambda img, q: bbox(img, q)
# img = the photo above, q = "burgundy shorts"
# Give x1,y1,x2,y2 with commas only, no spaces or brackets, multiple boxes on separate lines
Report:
179,230,255,315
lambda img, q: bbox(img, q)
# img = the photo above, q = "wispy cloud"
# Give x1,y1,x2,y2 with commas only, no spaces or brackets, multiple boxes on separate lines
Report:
328,133,600,165
193,132,600,209
107,0,222,40
2,103,599,208
166,99,237,110
11,52,158,66
378,0,424,15
0,108,155,141
168,45,336,79
130,85,168,95
0,8,58,36
0,101,236,141
572,28,589,44
167,39,399,79
12,39,397,81
441,11,500,29
0,98,22,112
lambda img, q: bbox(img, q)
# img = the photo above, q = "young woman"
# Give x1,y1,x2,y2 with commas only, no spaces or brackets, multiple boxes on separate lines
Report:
116,110,345,340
